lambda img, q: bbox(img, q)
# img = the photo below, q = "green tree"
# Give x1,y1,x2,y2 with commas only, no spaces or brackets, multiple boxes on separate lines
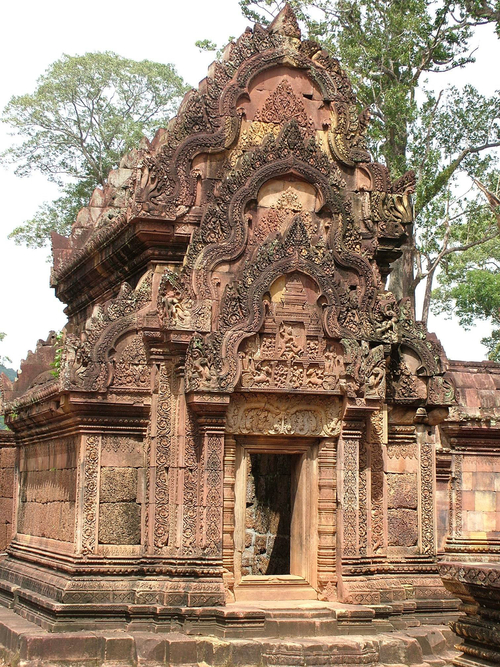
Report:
432,175,500,359
2,52,188,248
0,333,15,431
213,1,500,328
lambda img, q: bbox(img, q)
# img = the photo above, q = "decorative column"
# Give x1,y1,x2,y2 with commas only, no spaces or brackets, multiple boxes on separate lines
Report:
317,436,338,600
338,416,365,560
186,393,230,604
223,435,237,600
415,411,437,556
80,434,101,556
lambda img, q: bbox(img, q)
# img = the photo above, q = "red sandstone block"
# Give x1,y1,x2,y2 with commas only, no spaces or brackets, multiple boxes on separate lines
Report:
229,639,263,666
463,388,480,408
465,511,484,532
0,449,15,468
480,391,500,409
0,523,7,552
102,634,136,663
451,372,476,389
0,470,14,499
19,633,101,662
483,511,497,532
0,498,13,524
472,472,497,491
197,637,232,665
476,458,496,473
472,373,496,390
462,456,479,472
135,633,167,663
166,634,198,664
462,491,475,511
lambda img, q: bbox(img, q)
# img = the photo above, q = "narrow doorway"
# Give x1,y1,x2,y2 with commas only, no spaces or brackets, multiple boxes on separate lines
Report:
234,439,318,601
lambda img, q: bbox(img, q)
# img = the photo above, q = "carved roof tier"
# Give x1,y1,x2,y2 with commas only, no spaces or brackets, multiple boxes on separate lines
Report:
4,5,461,426
51,4,414,319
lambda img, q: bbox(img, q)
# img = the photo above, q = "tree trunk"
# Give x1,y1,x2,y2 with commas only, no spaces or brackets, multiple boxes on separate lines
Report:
421,268,435,327
388,226,416,315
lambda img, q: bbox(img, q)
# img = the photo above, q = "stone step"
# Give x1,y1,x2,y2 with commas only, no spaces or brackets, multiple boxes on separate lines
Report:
0,606,460,667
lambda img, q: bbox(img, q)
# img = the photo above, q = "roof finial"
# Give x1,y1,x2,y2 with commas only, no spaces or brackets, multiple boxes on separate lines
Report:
268,3,301,40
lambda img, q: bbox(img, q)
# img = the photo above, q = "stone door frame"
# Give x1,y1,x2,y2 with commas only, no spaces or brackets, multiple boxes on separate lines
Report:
228,436,320,600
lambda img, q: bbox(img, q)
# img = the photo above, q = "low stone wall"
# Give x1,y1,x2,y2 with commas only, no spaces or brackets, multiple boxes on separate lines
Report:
0,430,16,553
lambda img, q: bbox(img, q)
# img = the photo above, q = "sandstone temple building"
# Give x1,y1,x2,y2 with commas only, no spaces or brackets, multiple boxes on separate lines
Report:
1,6,500,666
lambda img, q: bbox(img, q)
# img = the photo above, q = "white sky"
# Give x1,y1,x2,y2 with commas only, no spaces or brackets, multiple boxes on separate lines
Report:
0,0,498,368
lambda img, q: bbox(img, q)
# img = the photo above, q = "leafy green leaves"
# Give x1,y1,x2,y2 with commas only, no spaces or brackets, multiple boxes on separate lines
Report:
2,52,188,247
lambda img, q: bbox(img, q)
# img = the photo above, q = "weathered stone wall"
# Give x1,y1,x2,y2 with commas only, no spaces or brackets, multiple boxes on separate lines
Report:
461,454,500,537
0,431,15,553
98,436,144,546
386,427,419,551
243,454,292,576
17,437,77,543
443,361,500,552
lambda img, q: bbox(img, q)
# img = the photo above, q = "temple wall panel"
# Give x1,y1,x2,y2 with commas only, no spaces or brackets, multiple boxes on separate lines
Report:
0,439,15,552
98,436,145,547
17,437,78,544
460,454,500,537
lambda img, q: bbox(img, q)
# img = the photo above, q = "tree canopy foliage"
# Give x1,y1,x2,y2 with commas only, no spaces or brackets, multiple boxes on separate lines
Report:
2,52,188,247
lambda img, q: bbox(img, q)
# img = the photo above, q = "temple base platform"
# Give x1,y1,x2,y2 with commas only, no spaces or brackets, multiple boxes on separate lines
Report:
0,599,462,667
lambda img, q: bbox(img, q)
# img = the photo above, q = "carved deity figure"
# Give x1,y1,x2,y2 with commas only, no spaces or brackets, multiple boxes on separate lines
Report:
279,322,302,359
163,292,192,328
253,362,272,386
306,366,324,388
61,333,89,386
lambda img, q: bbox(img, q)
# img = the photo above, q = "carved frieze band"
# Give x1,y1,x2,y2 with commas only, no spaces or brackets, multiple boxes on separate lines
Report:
387,425,417,459
82,434,100,555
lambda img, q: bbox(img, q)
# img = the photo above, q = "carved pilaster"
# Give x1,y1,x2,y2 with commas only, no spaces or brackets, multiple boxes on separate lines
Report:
81,434,101,556
416,422,436,556
203,429,224,556
187,394,230,561
317,437,337,600
153,361,173,553
449,453,463,542
339,420,364,559
223,435,237,597
358,436,368,557
370,409,386,556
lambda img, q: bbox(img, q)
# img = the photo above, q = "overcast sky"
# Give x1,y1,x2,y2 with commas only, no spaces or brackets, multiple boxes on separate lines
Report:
0,0,498,368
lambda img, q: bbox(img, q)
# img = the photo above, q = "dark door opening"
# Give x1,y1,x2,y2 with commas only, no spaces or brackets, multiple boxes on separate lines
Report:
243,453,295,575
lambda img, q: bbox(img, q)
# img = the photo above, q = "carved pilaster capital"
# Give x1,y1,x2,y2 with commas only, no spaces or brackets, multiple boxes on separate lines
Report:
186,392,230,430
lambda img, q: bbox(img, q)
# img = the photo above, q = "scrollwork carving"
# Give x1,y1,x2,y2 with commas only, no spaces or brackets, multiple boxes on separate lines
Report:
226,393,341,437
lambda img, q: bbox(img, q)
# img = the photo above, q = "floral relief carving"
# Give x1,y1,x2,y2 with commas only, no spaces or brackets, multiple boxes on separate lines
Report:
82,435,100,556
226,394,341,437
